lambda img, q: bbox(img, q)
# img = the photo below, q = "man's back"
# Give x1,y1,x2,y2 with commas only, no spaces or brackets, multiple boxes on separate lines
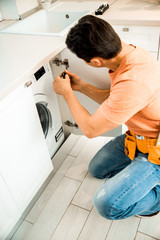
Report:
100,45,160,138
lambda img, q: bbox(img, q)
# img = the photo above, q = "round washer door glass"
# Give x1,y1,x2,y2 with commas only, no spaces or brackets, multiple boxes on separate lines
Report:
36,103,50,138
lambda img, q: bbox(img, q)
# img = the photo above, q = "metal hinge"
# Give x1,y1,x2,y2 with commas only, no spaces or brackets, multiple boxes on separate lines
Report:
64,120,79,128
52,58,69,69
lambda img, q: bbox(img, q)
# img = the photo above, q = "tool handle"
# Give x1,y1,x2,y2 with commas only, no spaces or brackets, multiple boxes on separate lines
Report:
61,72,66,79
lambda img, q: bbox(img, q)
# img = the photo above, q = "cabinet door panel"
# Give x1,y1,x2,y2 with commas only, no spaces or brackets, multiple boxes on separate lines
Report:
0,173,20,240
113,25,159,54
0,84,53,212
51,49,122,137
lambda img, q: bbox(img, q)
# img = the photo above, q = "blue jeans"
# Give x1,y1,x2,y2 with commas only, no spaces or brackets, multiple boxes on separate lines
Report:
88,134,160,220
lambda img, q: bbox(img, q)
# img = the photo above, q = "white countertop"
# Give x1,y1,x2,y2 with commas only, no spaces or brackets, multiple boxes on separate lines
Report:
0,33,66,101
102,0,160,25
0,0,160,101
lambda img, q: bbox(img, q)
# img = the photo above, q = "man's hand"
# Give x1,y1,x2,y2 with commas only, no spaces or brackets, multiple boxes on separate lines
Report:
53,73,72,97
63,70,110,104
64,70,85,91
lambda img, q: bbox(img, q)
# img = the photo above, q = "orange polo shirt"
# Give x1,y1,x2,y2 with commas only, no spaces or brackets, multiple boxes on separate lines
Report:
100,46,160,138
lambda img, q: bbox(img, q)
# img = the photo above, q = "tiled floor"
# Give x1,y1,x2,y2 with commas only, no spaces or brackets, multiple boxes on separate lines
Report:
11,134,160,240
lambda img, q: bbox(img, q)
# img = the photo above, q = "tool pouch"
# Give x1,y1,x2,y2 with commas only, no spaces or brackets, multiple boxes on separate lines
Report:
148,146,160,165
125,131,136,160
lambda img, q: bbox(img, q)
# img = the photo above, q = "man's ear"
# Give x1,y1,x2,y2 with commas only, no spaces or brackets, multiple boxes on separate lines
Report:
90,58,102,67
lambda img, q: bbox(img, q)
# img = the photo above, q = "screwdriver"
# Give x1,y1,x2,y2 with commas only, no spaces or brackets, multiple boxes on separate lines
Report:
61,71,67,79
61,59,69,79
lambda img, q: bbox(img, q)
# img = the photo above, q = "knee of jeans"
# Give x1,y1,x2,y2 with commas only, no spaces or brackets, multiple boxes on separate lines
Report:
88,161,97,177
93,187,122,220
88,161,104,179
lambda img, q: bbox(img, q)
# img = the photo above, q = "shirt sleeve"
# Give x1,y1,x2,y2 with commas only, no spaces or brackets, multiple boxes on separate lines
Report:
99,79,151,125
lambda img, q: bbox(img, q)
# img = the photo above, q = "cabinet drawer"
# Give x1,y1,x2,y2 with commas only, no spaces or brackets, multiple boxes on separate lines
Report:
113,25,160,52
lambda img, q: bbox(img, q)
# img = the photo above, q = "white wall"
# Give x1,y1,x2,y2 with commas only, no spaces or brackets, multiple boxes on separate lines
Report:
0,0,19,19
0,0,40,20
15,0,39,15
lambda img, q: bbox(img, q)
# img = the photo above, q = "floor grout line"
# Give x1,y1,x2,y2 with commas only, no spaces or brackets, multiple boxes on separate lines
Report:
64,175,82,183
70,202,92,213
105,219,114,240
135,216,141,239
77,207,92,240
137,231,159,240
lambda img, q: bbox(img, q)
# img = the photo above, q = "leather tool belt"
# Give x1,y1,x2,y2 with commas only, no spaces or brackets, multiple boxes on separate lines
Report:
125,130,160,165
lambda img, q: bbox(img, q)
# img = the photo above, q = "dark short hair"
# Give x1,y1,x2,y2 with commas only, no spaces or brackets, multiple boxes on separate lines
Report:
65,15,122,62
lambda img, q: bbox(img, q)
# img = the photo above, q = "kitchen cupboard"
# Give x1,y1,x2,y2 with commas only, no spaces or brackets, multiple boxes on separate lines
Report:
0,173,21,240
51,24,160,137
0,83,53,239
112,25,160,59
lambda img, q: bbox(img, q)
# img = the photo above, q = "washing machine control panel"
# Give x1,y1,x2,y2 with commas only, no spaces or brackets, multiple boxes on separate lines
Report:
29,63,51,83
34,66,45,81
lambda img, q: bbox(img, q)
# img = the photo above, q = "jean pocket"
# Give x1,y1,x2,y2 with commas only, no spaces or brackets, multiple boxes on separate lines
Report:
148,146,160,165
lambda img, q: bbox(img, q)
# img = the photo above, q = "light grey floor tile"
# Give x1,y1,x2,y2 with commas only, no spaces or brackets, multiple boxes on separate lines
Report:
50,204,89,240
78,207,112,240
72,172,105,210
24,177,80,240
138,213,160,239
136,232,158,240
25,155,75,223
60,133,80,155
69,135,88,157
65,137,106,182
105,217,140,240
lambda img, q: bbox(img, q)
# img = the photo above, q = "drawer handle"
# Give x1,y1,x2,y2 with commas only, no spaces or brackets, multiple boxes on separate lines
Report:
25,80,32,87
123,27,129,32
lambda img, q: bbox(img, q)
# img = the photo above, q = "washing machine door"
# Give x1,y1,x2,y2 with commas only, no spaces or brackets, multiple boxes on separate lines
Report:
33,93,64,158
36,102,50,138
34,94,53,140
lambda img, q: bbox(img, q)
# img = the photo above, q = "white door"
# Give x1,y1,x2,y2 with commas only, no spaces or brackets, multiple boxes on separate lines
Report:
0,173,20,240
0,83,53,213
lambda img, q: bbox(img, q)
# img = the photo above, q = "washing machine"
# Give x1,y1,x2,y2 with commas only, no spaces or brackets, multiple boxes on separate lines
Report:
29,62,64,158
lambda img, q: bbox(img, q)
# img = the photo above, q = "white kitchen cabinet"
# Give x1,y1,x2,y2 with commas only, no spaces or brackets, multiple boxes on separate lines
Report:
0,82,53,233
0,173,21,240
112,25,160,59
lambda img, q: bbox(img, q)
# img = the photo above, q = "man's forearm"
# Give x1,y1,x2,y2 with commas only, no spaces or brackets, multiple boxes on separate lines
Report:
79,82,110,104
63,89,117,138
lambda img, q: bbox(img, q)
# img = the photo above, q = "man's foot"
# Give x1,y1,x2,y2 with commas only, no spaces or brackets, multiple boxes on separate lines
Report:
136,211,159,218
